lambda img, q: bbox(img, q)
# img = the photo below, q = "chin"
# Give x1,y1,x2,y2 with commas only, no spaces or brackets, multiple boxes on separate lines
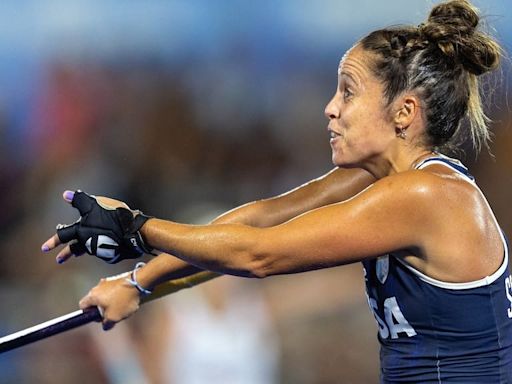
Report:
332,154,359,169
332,155,344,167
332,153,347,167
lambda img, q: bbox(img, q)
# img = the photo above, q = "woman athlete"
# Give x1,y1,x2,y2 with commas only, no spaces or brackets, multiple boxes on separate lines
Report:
42,1,511,382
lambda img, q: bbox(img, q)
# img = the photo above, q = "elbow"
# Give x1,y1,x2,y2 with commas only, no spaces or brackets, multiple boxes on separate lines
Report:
245,250,275,279
247,262,270,279
224,245,272,279
245,263,270,279
225,227,275,279
242,229,284,279
216,255,270,279
223,249,271,279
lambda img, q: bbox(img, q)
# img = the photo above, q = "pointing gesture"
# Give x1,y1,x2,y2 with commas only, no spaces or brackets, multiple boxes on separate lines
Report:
42,190,154,264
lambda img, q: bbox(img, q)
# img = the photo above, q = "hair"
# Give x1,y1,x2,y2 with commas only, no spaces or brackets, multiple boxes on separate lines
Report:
360,0,502,153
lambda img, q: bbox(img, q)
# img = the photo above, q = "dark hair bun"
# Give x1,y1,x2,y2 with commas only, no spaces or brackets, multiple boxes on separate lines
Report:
419,0,500,75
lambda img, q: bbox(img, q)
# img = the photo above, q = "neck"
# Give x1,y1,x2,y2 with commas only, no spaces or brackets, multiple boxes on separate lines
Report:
362,146,435,179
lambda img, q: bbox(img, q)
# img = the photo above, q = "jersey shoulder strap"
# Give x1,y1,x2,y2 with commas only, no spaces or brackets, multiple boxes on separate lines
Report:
414,153,475,182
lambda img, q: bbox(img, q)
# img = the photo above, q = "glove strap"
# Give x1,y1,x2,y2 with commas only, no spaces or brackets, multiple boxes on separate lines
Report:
117,208,157,256
125,262,153,296
128,212,157,255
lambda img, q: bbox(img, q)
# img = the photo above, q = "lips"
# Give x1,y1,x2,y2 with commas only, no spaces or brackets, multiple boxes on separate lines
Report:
329,130,341,139
328,128,342,143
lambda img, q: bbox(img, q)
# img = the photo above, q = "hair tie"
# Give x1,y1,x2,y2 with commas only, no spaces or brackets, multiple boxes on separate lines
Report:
125,262,153,296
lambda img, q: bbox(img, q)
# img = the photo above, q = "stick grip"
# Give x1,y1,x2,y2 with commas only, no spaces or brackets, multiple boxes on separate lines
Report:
0,271,221,354
0,307,101,354
142,271,221,304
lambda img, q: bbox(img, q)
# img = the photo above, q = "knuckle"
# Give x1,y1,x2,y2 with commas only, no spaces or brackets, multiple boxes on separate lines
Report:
104,310,120,323
130,303,140,314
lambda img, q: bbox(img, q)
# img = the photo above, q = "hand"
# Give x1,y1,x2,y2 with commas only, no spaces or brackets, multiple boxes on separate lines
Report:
79,272,142,330
42,190,153,264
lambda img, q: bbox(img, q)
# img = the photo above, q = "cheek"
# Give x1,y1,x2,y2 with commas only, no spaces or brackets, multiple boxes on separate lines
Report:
339,95,391,143
344,117,389,155
342,112,374,144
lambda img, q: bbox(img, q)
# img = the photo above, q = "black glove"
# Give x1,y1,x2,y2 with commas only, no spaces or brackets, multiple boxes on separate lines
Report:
56,191,154,264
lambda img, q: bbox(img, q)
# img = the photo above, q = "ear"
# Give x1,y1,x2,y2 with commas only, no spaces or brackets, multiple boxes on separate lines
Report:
393,94,420,130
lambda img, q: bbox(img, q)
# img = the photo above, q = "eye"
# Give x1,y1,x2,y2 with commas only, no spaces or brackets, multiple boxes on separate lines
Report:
343,87,353,100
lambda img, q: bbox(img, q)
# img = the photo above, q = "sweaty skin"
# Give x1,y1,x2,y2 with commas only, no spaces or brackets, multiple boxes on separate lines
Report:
42,46,504,329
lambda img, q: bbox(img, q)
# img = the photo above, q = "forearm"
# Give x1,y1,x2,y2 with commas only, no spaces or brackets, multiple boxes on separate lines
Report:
136,198,279,285
140,219,260,279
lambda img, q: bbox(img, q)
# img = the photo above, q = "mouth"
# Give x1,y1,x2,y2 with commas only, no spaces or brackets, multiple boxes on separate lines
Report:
328,128,342,142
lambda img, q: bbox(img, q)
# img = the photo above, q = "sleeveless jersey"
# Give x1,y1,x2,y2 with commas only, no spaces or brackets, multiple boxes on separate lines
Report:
362,155,512,383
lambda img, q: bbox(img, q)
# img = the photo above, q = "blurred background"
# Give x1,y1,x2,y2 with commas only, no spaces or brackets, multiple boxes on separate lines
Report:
0,0,510,383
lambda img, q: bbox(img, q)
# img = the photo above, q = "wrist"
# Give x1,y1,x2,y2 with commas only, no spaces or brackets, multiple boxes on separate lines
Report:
125,262,153,296
139,217,151,239
128,213,155,255
130,260,160,292
137,217,156,254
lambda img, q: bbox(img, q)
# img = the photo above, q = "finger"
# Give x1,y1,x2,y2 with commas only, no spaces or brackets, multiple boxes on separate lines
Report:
62,190,75,203
56,242,86,264
70,190,96,216
79,293,98,310
56,221,79,243
41,234,62,253
55,245,75,264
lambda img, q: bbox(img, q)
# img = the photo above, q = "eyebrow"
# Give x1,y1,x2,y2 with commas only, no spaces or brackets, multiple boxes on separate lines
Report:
339,72,359,86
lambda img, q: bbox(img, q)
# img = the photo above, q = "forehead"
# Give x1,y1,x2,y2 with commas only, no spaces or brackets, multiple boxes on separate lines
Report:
337,45,373,80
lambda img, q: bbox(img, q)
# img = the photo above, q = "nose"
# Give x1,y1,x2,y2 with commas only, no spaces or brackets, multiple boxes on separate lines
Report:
324,94,340,120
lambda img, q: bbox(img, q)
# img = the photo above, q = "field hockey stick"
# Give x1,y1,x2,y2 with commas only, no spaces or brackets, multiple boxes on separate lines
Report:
0,270,221,354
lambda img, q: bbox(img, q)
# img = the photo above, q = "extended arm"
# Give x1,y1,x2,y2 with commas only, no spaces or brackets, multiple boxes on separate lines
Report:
43,167,374,329
136,173,425,281
137,166,374,285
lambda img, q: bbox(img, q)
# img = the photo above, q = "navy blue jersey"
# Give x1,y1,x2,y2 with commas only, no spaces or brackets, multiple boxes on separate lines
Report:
362,155,512,383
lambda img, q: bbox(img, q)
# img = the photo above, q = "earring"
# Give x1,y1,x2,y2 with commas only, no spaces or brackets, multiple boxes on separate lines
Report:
396,127,407,139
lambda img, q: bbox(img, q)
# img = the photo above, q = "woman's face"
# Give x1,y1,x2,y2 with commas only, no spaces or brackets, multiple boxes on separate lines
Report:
325,45,396,168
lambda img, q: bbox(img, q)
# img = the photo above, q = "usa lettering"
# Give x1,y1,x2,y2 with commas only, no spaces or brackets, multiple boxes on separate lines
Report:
367,295,417,339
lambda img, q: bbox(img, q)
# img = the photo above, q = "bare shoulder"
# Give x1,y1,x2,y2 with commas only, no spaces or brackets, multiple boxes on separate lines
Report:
354,166,484,244
367,165,479,208
369,165,502,282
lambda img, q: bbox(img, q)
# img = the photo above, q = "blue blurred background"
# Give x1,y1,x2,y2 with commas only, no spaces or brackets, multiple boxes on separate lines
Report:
0,1,510,383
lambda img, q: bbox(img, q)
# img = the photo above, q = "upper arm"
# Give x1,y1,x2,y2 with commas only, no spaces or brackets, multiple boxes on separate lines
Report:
251,172,432,277
218,167,375,227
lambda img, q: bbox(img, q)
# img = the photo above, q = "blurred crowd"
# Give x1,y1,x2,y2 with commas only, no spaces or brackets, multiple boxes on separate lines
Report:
0,1,510,383
0,55,382,384
0,53,509,384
